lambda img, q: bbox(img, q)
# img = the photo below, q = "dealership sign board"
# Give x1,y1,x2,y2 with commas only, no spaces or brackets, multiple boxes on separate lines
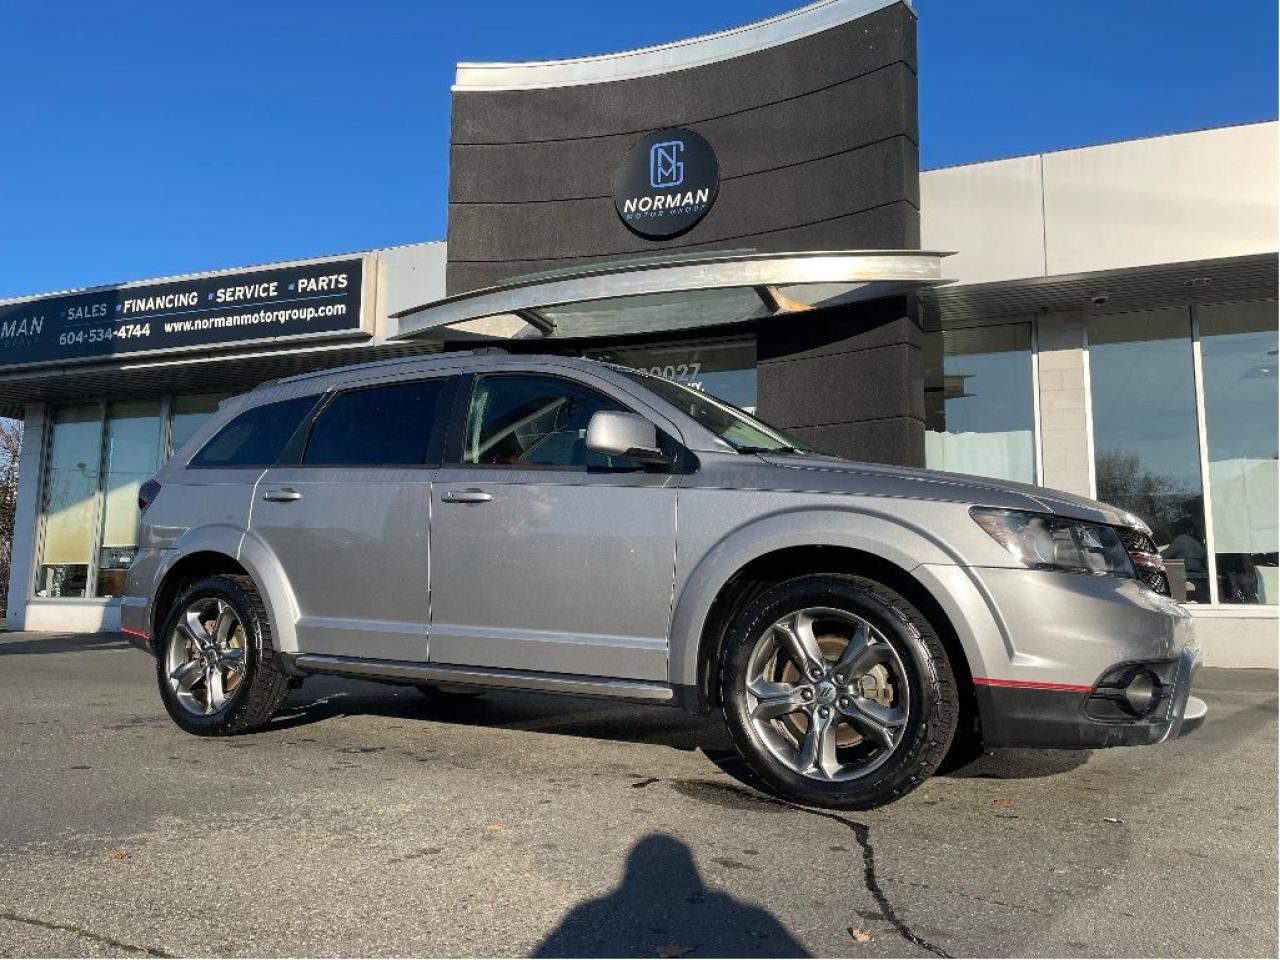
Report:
614,128,719,239
0,257,366,370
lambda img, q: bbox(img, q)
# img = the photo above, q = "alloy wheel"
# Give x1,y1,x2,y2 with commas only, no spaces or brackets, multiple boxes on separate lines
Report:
744,606,910,782
163,597,248,717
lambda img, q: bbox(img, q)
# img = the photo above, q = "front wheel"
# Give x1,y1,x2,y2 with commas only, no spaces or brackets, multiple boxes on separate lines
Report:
720,574,959,809
156,574,291,736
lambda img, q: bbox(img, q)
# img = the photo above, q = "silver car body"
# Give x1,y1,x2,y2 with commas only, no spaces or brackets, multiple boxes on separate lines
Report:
123,353,1204,748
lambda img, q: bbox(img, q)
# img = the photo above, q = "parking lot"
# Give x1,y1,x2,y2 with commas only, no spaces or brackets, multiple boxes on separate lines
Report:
0,630,1275,958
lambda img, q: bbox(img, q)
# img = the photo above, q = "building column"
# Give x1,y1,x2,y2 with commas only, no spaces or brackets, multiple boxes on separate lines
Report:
6,403,45,630
754,296,926,466
1035,311,1093,496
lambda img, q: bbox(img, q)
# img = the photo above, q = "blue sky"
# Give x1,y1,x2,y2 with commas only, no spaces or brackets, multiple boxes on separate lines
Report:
1,1,1275,299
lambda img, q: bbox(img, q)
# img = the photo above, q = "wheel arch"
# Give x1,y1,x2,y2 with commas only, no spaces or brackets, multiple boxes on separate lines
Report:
151,550,250,641
669,513,995,739
151,528,298,658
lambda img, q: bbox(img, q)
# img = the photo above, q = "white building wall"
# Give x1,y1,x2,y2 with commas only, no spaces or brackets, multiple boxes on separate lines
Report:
1033,313,1093,498
5,403,43,630
921,154,1046,284
373,241,448,340
923,122,1280,285
1195,613,1278,668
1043,124,1279,275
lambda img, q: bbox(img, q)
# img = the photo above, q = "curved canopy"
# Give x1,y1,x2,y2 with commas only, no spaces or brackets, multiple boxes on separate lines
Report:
391,249,953,343
453,0,910,91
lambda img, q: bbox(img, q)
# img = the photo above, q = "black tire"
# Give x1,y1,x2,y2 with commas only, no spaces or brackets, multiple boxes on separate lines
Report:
414,683,484,702
156,574,291,736
720,573,959,809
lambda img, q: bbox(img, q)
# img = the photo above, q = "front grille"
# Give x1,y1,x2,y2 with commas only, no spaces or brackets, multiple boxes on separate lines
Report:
1116,527,1171,596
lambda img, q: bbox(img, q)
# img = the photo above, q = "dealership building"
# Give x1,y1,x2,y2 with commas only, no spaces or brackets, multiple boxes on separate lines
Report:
1,0,1275,666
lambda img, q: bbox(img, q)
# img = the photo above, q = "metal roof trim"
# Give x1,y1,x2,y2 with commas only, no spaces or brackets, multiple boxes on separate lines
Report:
392,249,953,340
453,0,912,91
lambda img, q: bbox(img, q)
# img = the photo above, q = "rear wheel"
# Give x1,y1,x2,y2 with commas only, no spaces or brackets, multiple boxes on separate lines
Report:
720,574,959,809
156,575,290,736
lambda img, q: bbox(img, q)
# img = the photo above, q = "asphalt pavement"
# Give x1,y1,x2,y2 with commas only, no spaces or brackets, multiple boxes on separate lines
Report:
0,630,1275,958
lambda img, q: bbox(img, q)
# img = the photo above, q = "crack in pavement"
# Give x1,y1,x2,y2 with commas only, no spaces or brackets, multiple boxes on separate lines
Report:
0,910,173,957
806,808,951,959
671,780,952,958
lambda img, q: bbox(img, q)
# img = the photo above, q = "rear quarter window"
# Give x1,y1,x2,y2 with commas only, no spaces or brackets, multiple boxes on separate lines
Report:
189,396,318,468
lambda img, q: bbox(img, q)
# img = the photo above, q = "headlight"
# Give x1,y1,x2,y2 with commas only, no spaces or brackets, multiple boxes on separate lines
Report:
970,508,1135,578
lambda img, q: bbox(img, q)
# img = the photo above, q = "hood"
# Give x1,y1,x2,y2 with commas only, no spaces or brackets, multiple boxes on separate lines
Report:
754,453,1141,528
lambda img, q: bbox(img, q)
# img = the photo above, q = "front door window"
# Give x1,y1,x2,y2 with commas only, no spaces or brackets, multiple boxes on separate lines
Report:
464,375,641,470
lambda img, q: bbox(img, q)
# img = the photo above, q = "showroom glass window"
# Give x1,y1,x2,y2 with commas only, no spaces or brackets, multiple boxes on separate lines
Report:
36,405,103,598
1199,301,1278,605
35,394,226,600
1087,309,1208,603
924,324,1036,484
169,394,224,459
96,401,163,597
586,338,757,411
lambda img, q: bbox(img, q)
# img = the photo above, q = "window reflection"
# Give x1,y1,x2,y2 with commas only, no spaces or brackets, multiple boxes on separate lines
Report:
37,393,227,601
1200,301,1278,605
586,338,757,411
96,401,163,598
169,394,225,459
925,324,1036,484
1088,309,1207,603
36,405,103,598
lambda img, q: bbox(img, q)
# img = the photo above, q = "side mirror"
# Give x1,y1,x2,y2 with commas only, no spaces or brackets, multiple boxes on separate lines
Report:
585,411,675,466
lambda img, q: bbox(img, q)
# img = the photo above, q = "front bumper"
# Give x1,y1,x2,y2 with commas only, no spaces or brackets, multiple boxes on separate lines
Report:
978,643,1205,749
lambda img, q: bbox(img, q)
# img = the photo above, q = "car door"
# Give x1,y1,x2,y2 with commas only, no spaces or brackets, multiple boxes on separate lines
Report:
428,370,679,682
249,375,455,661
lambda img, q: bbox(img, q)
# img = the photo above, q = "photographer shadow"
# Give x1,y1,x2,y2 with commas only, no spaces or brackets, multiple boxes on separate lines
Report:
533,833,810,958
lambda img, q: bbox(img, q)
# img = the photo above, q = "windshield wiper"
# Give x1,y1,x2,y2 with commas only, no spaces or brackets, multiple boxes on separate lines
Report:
734,445,801,455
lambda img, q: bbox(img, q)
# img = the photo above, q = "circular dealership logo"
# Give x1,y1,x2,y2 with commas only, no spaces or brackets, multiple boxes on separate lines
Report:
614,128,719,239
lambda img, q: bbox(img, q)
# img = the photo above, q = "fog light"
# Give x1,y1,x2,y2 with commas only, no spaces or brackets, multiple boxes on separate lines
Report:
1123,671,1160,717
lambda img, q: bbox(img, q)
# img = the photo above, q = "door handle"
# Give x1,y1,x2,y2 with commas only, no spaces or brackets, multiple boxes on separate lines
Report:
262,488,303,503
441,488,492,504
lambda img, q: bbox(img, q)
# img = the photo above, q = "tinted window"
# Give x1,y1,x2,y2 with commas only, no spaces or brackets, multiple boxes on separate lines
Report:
464,375,640,469
304,380,449,466
190,396,317,468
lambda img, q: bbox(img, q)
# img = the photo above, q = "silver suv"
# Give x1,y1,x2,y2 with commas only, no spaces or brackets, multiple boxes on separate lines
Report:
123,352,1205,808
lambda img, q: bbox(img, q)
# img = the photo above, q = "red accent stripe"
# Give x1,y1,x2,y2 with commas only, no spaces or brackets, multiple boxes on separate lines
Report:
120,627,150,641
973,677,1092,693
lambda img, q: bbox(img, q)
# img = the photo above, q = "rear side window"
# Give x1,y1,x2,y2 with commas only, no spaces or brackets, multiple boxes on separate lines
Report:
190,396,317,468
303,380,450,466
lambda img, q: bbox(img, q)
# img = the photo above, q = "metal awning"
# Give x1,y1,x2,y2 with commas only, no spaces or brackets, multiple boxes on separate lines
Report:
390,250,953,342
922,252,1279,327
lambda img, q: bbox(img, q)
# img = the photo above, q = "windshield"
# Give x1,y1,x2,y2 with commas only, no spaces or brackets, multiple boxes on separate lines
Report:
617,369,812,453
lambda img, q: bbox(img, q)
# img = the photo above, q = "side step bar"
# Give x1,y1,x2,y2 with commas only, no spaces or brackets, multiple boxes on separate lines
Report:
292,654,675,703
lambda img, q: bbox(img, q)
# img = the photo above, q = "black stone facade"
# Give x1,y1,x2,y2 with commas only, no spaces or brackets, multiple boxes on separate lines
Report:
445,1,925,465
757,296,925,466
